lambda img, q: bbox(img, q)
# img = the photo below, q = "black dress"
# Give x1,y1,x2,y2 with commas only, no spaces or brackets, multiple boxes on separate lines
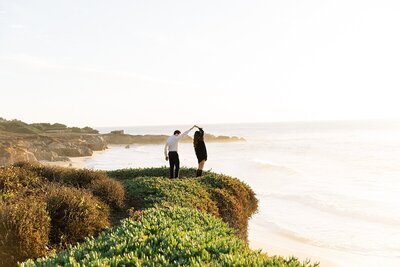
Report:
195,128,207,163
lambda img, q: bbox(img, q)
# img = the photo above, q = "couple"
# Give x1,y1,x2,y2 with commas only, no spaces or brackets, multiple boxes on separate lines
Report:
164,125,207,178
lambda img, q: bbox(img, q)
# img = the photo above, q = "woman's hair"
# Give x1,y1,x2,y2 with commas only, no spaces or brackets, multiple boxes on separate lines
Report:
193,130,203,147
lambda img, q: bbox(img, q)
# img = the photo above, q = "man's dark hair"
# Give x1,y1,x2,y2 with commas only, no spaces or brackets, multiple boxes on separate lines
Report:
173,130,181,135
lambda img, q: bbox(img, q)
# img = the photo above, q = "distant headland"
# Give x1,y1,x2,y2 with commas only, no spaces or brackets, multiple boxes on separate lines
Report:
0,118,245,166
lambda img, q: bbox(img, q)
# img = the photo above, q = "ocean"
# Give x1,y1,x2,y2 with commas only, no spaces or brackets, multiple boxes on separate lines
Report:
82,120,400,266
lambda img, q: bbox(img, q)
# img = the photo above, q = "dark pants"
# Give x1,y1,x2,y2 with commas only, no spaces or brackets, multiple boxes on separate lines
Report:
168,151,180,178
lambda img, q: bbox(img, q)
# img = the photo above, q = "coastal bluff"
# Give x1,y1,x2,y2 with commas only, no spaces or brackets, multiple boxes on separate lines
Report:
103,130,245,144
0,165,317,266
0,133,107,166
0,131,245,166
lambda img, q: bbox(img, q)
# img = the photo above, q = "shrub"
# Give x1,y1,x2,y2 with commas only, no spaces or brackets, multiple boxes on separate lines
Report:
108,167,258,241
22,207,318,267
44,185,110,246
200,173,258,215
0,164,116,265
0,119,40,134
0,166,45,202
123,177,218,216
199,173,258,240
0,197,50,266
81,126,99,134
88,178,125,210
30,123,67,132
14,163,125,211
14,162,106,187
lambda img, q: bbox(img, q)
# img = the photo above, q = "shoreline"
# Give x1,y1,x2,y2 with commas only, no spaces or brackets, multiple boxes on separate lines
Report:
39,149,108,169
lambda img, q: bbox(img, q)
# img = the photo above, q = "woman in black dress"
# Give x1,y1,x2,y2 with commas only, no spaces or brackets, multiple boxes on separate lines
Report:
193,125,207,177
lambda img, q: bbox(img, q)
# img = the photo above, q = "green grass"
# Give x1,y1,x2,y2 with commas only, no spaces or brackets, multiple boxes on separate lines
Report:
120,171,258,241
106,166,200,179
21,207,318,267
123,177,219,216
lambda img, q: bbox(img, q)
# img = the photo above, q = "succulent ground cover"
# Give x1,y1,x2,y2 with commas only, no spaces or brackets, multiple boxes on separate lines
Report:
22,207,318,267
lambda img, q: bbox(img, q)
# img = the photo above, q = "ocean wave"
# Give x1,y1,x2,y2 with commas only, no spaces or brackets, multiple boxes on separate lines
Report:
258,220,400,257
252,159,297,174
265,193,400,226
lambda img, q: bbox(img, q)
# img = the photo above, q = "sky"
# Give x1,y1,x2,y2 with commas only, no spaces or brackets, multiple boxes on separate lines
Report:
1,0,399,127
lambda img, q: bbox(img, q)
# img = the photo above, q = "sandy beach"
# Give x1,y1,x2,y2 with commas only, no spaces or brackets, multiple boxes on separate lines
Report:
249,225,339,267
39,149,107,169
40,157,86,169
250,241,338,267
248,220,400,267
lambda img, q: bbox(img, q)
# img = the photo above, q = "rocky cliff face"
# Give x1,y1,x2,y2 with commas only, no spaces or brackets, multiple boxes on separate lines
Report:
0,134,107,166
0,144,36,166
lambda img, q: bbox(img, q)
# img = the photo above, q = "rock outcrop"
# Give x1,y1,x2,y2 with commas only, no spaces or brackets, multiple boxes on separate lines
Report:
0,131,244,166
0,144,37,166
0,133,107,166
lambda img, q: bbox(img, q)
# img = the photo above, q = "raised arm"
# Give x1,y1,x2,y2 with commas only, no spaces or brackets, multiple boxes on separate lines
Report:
178,125,195,139
195,125,204,136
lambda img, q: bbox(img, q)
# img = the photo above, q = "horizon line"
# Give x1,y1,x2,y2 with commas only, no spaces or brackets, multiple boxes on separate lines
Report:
94,118,400,129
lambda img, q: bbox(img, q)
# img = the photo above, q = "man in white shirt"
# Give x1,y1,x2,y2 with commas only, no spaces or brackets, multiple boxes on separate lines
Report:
164,125,196,178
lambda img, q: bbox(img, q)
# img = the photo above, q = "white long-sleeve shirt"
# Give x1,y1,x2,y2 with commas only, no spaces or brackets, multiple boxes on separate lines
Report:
164,128,192,157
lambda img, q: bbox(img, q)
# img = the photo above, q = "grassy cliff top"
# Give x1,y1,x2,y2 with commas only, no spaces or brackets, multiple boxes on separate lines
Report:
0,164,318,266
0,118,98,135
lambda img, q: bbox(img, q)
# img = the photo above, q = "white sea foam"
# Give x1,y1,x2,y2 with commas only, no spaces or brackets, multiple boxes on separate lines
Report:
252,158,298,174
263,192,400,226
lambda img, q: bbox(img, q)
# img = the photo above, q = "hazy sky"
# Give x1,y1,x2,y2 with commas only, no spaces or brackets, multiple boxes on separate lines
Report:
1,0,399,127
